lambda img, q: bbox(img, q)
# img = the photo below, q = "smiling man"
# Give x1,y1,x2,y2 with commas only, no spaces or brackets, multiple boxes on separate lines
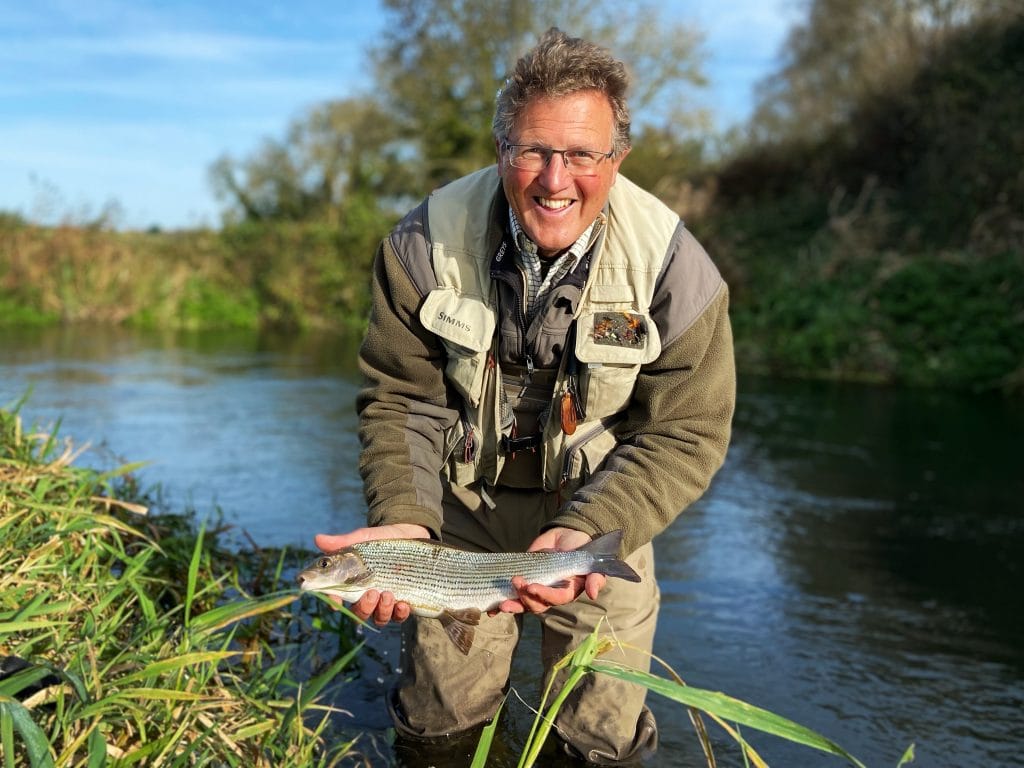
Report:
314,28,735,764
499,90,627,256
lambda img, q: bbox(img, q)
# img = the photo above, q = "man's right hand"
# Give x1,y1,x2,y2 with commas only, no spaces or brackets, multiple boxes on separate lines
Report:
313,523,430,626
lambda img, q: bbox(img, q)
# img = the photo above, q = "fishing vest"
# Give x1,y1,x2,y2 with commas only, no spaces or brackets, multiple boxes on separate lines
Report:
419,166,680,496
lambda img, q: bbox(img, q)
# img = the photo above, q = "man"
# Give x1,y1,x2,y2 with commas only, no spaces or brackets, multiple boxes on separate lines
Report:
315,28,735,765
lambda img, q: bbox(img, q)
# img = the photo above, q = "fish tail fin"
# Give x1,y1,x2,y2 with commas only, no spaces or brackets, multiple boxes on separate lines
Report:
581,530,641,583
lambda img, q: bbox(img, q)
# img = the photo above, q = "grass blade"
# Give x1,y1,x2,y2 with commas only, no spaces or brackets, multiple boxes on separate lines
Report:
591,660,867,767
1,705,13,768
0,696,55,768
87,726,107,768
184,519,206,628
118,652,238,684
280,641,364,734
188,592,298,635
0,666,57,700
897,743,916,766
0,620,69,635
471,694,506,768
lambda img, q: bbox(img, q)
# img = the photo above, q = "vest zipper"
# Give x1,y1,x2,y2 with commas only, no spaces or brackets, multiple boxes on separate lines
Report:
518,354,534,398
492,266,530,361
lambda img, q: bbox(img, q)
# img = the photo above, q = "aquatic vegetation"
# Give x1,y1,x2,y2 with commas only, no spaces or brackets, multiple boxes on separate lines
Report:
0,402,360,767
470,622,914,768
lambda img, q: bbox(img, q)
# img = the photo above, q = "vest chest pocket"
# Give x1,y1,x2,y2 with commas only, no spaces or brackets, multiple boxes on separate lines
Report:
419,288,496,407
575,308,661,417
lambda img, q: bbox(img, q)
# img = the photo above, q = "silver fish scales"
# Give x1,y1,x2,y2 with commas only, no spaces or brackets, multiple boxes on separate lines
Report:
296,530,640,654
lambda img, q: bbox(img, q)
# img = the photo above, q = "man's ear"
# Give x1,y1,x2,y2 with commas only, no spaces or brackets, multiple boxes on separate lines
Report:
610,146,631,183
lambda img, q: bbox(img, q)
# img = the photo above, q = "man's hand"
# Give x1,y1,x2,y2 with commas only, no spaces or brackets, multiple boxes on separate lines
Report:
494,527,608,616
313,523,430,626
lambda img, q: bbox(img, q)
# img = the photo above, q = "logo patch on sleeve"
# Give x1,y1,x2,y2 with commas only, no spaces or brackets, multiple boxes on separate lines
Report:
593,312,647,347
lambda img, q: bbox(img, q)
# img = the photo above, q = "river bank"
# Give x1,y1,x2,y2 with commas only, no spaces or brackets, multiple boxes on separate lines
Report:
1,215,1021,393
0,403,364,766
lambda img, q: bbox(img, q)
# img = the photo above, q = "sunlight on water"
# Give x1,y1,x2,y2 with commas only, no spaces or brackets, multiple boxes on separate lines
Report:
2,326,1022,767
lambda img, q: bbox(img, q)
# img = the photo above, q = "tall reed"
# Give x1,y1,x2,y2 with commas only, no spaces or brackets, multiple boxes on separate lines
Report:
0,402,360,767
470,622,917,768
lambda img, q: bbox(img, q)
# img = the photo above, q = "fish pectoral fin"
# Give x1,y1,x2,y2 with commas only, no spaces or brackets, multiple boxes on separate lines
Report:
438,608,482,656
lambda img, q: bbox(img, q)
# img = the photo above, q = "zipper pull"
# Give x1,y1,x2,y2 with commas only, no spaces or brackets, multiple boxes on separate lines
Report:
569,374,586,420
517,354,534,398
462,427,476,463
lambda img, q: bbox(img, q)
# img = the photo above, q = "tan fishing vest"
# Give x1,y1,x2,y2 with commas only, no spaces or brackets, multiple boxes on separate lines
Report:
419,166,679,496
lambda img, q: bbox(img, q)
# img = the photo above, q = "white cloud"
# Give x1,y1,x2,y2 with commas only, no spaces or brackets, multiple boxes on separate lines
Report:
3,30,353,65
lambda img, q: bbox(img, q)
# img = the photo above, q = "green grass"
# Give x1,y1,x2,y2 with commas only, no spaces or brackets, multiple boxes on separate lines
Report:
0,219,378,332
0,402,362,767
471,624,915,768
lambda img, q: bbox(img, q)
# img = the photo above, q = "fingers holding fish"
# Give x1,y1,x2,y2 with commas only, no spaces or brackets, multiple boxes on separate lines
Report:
493,571,607,615
516,575,565,614
526,526,593,554
515,573,594,613
499,528,610,613
584,572,607,601
312,524,429,625
314,523,431,554
347,589,413,625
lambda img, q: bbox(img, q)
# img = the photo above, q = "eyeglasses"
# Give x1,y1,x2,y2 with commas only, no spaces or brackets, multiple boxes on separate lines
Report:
502,142,614,175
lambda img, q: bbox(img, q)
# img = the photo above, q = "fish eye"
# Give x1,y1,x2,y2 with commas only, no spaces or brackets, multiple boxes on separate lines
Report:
317,557,331,569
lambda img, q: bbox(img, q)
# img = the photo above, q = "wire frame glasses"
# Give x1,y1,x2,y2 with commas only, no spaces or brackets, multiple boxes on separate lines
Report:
502,142,614,175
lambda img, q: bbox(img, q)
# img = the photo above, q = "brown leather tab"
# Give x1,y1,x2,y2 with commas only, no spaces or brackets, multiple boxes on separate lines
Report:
560,391,578,435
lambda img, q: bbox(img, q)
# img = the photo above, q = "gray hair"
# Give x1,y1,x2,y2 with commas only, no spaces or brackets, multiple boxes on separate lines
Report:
493,28,631,155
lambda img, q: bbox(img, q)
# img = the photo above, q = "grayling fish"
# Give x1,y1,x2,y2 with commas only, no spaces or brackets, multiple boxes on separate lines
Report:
296,530,640,654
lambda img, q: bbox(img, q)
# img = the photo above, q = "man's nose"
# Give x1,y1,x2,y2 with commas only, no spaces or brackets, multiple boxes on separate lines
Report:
538,151,571,187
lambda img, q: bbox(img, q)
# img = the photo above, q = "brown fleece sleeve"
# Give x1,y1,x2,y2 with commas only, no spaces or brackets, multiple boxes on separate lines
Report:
550,284,736,555
356,237,460,539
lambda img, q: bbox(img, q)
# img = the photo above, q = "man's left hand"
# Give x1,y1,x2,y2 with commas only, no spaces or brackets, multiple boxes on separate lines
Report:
494,527,607,615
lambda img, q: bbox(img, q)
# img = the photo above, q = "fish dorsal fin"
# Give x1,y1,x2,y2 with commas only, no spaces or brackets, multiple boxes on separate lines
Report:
438,608,482,655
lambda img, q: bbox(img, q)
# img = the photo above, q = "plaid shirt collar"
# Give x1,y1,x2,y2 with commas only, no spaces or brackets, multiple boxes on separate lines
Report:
507,207,594,265
508,207,596,319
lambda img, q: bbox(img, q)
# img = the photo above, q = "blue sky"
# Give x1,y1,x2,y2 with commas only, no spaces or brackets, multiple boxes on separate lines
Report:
1,0,802,230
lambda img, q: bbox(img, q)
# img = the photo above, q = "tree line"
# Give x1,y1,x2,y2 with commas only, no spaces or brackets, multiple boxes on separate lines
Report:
2,0,1021,391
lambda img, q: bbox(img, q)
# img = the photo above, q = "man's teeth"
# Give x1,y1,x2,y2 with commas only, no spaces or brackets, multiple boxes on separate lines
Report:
538,198,572,210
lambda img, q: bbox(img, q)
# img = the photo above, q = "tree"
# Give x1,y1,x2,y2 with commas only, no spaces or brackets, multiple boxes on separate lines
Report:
372,0,708,194
208,1,711,223
208,97,413,225
747,0,1019,146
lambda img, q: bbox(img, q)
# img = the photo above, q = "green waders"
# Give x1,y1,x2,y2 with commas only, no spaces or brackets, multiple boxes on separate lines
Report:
387,482,660,765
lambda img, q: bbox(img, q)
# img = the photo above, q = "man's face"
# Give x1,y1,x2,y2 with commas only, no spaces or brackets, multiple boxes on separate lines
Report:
497,90,628,258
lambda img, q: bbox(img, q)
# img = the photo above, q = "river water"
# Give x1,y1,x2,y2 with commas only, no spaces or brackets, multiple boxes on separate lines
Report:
2,324,1021,768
